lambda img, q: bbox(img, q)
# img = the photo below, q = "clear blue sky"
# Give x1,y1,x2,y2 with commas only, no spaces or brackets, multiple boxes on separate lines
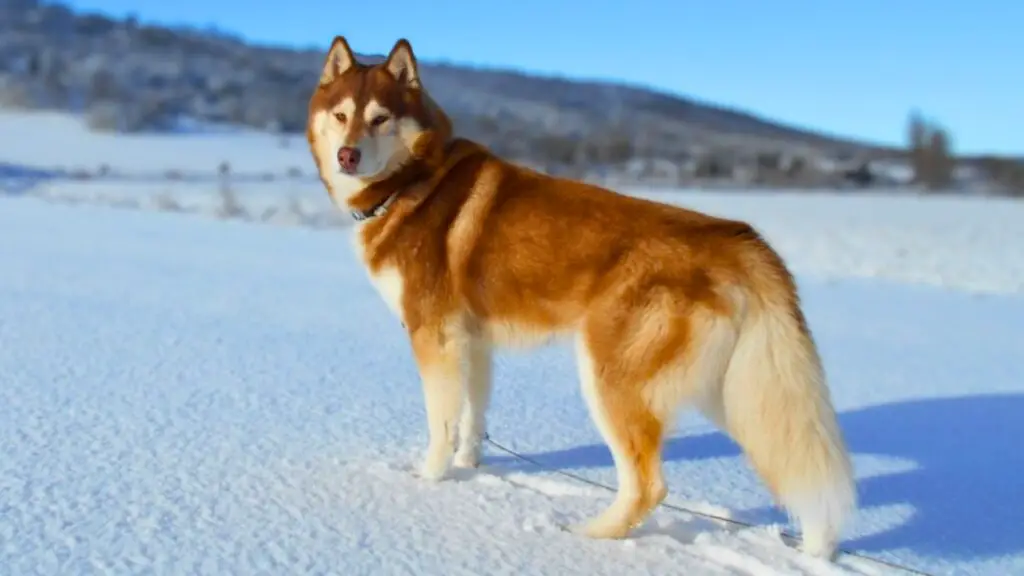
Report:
66,0,1022,155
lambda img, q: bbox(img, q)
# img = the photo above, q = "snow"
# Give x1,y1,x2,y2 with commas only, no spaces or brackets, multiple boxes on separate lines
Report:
1,110,1023,575
4,111,1024,297
0,110,313,177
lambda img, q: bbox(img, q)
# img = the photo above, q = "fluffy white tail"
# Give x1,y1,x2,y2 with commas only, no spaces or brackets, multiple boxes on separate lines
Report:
705,294,856,558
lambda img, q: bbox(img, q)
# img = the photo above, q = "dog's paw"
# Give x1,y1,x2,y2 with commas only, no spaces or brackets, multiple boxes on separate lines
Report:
800,531,839,561
568,514,634,540
418,449,451,482
452,445,481,469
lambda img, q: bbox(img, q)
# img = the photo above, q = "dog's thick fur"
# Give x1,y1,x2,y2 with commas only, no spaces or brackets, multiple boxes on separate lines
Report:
307,37,857,559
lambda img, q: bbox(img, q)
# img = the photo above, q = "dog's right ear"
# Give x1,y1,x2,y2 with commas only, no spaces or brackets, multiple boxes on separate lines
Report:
320,36,355,86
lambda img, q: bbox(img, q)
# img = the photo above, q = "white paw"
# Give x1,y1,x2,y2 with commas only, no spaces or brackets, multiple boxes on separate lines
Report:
801,533,838,560
452,445,481,469
569,514,632,540
418,447,451,481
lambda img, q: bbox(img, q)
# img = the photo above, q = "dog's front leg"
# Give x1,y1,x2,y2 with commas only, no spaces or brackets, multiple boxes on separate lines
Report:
453,337,492,469
410,323,468,481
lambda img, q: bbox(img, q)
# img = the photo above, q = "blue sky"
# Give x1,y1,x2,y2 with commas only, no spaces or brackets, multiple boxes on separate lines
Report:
66,0,1022,155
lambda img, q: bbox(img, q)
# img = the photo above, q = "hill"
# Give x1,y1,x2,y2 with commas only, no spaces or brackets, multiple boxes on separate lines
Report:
0,2,896,177
2,0,1021,192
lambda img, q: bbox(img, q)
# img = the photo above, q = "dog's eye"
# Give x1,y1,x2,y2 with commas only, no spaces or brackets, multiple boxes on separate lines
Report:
370,115,390,127
334,112,347,123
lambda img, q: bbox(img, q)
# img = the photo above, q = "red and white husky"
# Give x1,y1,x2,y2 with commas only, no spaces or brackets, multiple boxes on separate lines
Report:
306,36,857,559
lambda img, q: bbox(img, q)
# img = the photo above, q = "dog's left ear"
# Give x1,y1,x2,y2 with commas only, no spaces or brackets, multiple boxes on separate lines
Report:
384,38,420,88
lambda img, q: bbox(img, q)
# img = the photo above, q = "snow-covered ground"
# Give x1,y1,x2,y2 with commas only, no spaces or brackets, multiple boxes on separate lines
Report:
0,110,313,177
1,111,1023,575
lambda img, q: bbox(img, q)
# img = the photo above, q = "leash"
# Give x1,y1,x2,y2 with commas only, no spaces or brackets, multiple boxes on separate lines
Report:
482,433,935,576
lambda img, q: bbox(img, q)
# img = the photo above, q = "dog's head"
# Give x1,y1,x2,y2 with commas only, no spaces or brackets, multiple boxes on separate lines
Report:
307,37,450,206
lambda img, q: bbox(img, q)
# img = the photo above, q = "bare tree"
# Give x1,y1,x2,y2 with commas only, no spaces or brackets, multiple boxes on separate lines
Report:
907,110,929,183
906,110,956,191
924,128,954,190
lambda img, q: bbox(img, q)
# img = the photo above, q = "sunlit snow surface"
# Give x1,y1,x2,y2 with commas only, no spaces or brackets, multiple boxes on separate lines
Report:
1,112,1022,575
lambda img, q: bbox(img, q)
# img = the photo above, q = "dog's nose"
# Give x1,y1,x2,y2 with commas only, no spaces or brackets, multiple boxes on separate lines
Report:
337,147,362,173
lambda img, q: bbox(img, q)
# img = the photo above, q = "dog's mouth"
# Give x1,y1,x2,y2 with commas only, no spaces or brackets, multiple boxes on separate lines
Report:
339,159,390,181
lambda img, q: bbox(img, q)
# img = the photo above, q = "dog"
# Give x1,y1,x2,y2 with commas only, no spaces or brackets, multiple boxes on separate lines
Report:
306,37,856,559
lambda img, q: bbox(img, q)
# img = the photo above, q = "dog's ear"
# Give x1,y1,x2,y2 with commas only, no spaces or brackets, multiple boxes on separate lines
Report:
320,36,356,86
384,38,420,88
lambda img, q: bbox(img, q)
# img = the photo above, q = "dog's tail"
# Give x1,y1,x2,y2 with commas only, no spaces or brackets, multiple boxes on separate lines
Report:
703,251,856,559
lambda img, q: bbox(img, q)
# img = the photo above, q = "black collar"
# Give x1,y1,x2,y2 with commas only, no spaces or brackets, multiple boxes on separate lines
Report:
350,190,399,222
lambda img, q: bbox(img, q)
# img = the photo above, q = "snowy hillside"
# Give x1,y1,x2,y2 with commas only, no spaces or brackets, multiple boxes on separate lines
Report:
0,110,313,176
4,110,1024,297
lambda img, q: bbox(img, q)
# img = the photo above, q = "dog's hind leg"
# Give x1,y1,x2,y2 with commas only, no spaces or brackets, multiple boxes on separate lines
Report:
570,288,741,539
454,336,493,469
571,332,669,539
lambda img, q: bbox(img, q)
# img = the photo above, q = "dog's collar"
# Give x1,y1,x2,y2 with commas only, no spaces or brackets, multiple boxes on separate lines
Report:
349,190,399,222
348,139,481,223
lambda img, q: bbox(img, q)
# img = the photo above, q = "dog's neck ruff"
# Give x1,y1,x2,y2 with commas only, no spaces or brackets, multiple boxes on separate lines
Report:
346,138,482,223
350,190,399,222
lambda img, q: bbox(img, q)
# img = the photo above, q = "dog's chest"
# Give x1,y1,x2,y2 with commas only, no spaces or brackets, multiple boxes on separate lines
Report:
352,230,405,321
367,266,405,320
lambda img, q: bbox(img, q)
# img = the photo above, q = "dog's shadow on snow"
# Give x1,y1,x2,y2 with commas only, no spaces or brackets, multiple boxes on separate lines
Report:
485,393,1024,562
